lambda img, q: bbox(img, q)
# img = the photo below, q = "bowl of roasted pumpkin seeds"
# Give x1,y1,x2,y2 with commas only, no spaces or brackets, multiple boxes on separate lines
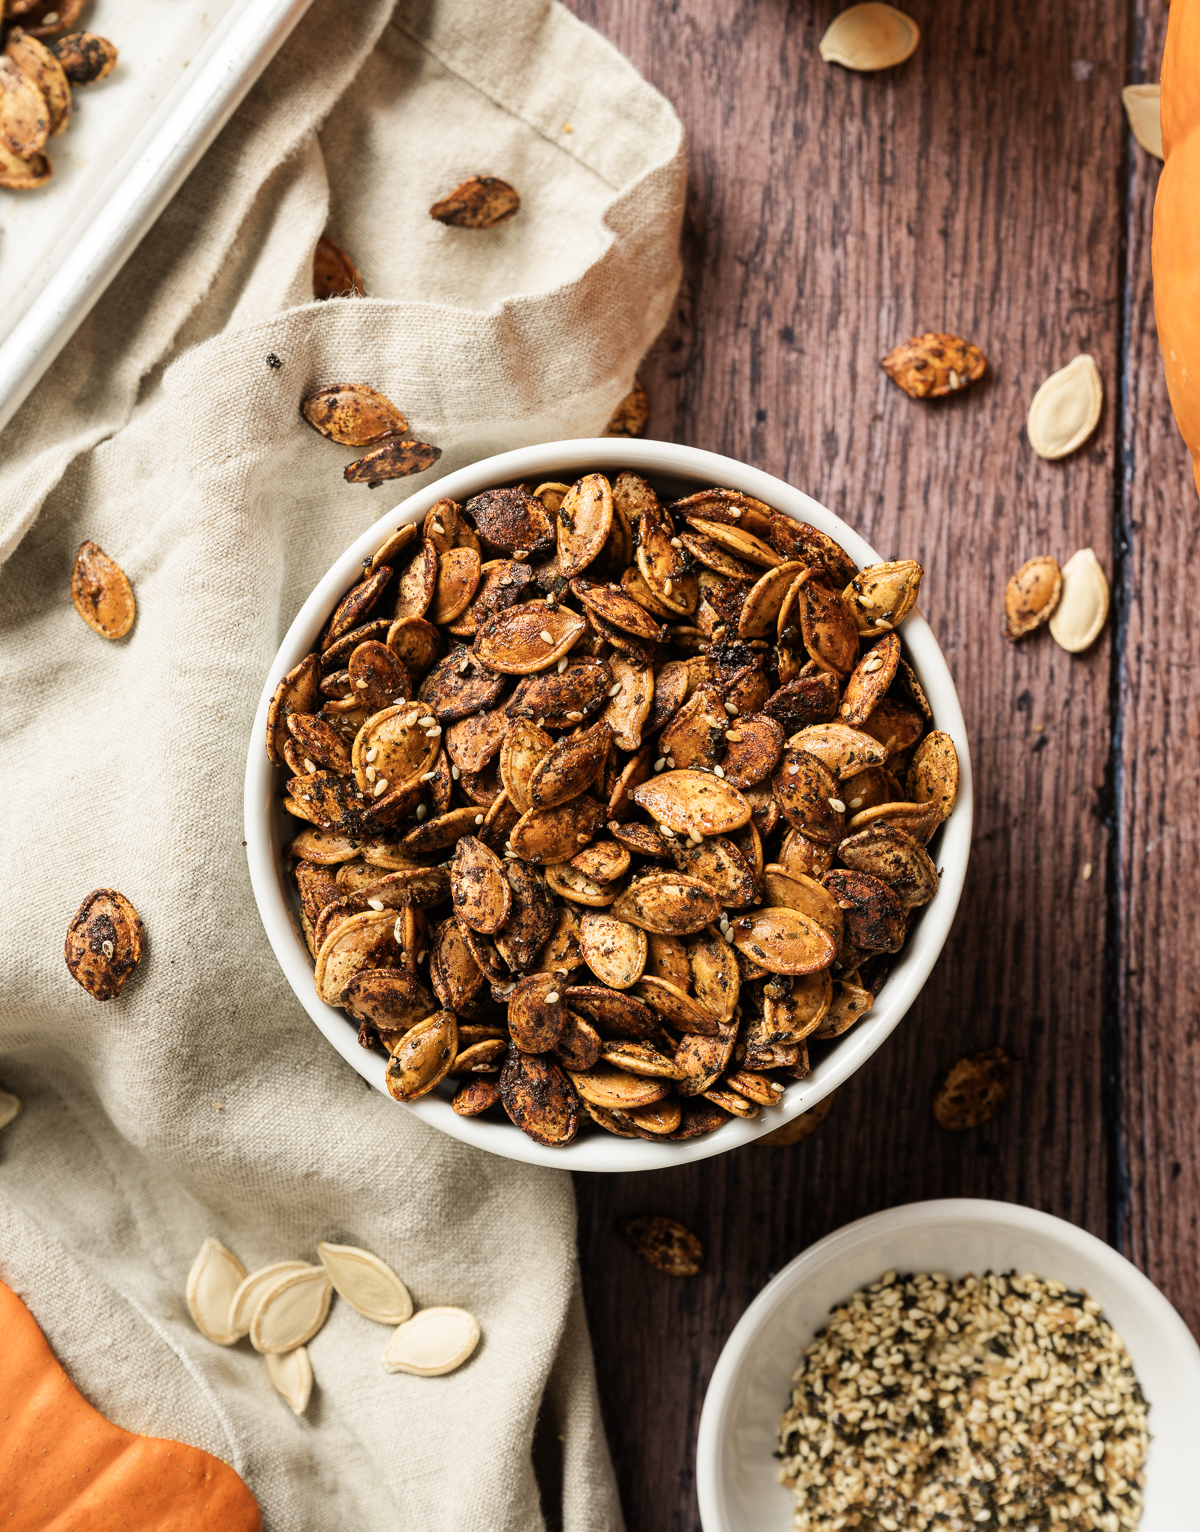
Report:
245,440,972,1169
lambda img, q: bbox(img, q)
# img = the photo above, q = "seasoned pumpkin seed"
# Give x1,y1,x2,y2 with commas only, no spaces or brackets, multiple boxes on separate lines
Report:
301,383,408,446
499,1050,578,1145
451,835,511,933
430,175,520,228
384,1010,458,1100
64,888,144,1001
71,540,135,640
932,1047,1012,1130
882,332,986,399
1004,555,1062,640
906,729,959,822
844,560,923,634
619,1215,702,1276
580,909,647,989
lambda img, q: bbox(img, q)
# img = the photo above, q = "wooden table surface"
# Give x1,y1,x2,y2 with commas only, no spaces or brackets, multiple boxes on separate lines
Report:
558,2,1197,1528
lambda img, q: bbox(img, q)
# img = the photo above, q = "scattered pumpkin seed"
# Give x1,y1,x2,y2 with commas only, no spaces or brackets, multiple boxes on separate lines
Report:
619,1214,703,1276
382,1306,481,1375
266,1346,313,1415
932,1047,1012,1130
1121,83,1162,160
818,3,920,72
185,1238,247,1347
1048,548,1109,653
249,1266,334,1354
1026,355,1103,460
1005,555,1062,640
317,1241,413,1325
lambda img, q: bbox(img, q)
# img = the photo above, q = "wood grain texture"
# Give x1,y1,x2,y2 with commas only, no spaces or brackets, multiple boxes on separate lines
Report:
558,2,1158,1528
1118,3,1200,1338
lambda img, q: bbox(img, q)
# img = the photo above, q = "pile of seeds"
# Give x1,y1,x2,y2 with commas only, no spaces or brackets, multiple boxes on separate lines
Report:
0,14,118,191
270,470,960,1149
186,1236,480,1415
777,1269,1149,1531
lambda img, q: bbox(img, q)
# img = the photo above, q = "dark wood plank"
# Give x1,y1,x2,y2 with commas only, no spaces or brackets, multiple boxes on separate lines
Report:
1118,4,1200,1339
562,2,1130,1527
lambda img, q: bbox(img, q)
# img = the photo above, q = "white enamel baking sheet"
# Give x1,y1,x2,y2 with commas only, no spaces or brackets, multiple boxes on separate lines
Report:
0,0,314,437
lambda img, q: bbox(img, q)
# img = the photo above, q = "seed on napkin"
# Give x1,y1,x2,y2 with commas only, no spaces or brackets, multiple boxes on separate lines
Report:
430,174,520,228
185,1237,248,1346
317,1241,414,1325
0,1088,22,1132
382,1306,481,1375
70,540,135,639
603,379,649,438
312,231,365,299
63,888,144,1001
266,1347,313,1415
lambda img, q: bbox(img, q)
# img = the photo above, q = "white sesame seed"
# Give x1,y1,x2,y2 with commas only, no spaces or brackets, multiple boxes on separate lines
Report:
355,677,369,688
450,764,461,780
374,778,389,796
663,578,673,594
670,536,682,548
394,917,405,941
607,682,623,697
431,519,444,534
418,715,436,726
366,898,384,910
654,758,666,772
425,726,442,737
558,657,570,673
475,813,484,825
576,832,590,842
545,990,560,1003
874,617,888,626
566,710,584,721
789,763,799,775
1082,862,1094,880
101,939,114,958
713,765,725,778
420,770,437,781
537,716,546,727
658,824,675,838
722,927,734,942
304,758,317,774
724,701,739,715
849,797,863,809
365,747,377,762
392,696,406,705
365,766,377,782
416,804,428,820
540,629,553,643
666,756,676,768
829,797,845,812
417,949,428,963
458,657,470,673
862,655,884,673
725,729,742,741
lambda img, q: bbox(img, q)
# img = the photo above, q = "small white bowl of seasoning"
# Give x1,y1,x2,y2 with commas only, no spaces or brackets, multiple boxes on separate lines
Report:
696,1198,1200,1532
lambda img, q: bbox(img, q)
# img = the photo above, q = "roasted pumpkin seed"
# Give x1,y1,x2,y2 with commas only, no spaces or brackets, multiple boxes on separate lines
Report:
53,31,118,85
844,560,923,635
430,175,520,228
301,383,407,446
1004,555,1062,640
619,1215,702,1276
580,909,647,989
603,380,650,438
70,540,134,640
906,729,959,822
819,3,919,71
384,1010,457,1101
451,835,511,933
882,332,986,399
344,440,441,484
932,1047,1012,1130
64,888,144,1002
499,1050,578,1145
313,232,364,299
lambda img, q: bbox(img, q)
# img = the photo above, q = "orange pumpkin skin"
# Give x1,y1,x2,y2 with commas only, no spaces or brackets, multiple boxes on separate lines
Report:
0,1278,262,1531
1154,0,1200,498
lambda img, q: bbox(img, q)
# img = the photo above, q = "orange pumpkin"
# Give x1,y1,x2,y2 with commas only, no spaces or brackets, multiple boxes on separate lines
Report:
0,1277,261,1530
1154,0,1200,496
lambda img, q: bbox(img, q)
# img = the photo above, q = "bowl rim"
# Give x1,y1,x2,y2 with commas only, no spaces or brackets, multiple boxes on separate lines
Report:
695,1197,1200,1532
243,438,973,1172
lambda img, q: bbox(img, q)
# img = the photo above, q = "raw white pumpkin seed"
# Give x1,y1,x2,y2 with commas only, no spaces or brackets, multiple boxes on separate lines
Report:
266,1346,313,1415
1026,354,1103,460
185,1237,247,1347
1049,548,1109,653
228,1261,313,1339
1121,84,1162,160
381,1306,481,1376
0,1087,20,1131
317,1241,413,1325
249,1265,333,1354
818,3,919,72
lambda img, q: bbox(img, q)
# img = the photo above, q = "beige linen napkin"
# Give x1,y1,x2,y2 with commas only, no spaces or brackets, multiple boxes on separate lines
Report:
0,2,684,1527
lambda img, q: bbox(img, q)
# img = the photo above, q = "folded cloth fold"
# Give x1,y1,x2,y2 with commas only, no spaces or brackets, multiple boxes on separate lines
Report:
0,1,684,1526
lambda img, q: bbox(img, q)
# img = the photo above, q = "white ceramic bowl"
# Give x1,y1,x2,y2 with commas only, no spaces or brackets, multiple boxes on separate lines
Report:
697,1198,1200,1532
244,439,973,1171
